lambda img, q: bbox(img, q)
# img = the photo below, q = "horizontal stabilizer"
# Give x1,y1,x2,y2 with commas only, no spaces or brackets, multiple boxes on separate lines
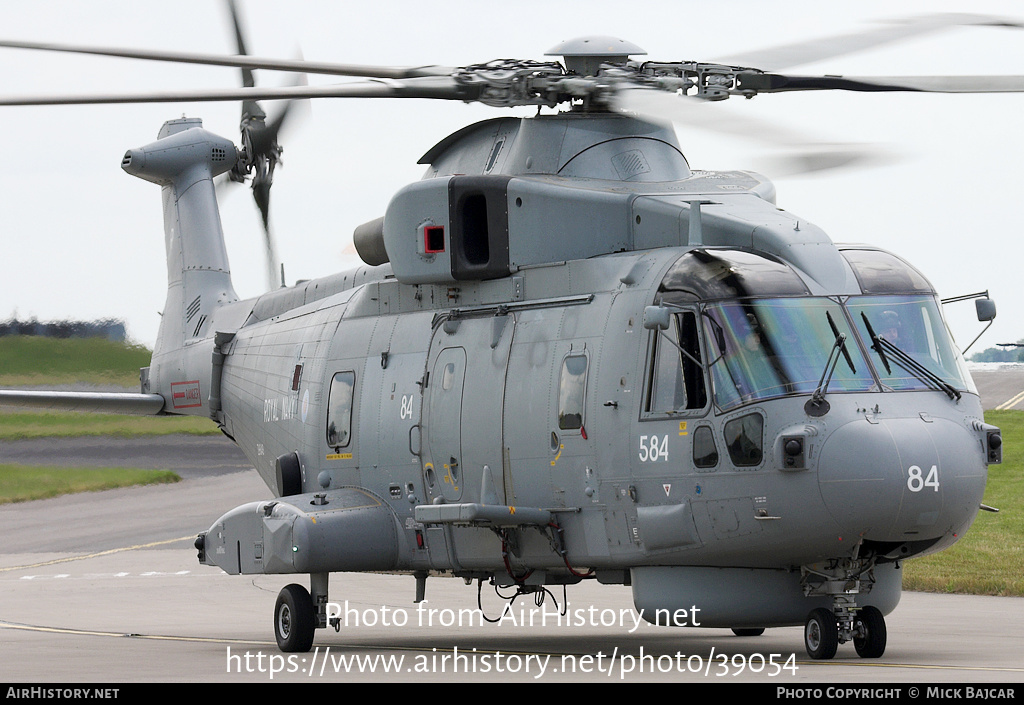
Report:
0,390,165,415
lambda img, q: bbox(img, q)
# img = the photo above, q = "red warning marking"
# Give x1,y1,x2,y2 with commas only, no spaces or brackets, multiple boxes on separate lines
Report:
170,380,202,409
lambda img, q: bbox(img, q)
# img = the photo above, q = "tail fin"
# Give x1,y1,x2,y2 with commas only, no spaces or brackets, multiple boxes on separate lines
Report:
0,118,239,420
122,117,240,415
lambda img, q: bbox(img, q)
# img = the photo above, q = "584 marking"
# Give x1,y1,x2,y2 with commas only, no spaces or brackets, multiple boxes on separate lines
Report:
639,434,669,462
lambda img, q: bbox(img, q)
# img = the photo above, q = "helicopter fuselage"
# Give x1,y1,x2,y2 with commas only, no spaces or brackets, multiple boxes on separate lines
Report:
193,242,990,621
124,111,997,647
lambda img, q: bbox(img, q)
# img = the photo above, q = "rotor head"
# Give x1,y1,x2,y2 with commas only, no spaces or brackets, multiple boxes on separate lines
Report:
546,36,646,75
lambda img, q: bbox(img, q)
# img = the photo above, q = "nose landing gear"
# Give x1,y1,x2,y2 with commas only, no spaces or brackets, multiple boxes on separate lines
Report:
801,556,887,660
802,603,887,660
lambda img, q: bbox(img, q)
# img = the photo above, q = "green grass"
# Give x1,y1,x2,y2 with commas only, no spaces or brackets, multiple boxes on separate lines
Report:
0,336,203,502
0,335,152,388
0,464,180,504
0,410,217,439
0,335,218,437
902,409,1024,596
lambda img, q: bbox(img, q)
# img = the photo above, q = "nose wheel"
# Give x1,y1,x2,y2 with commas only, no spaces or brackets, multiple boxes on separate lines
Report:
804,608,839,659
853,605,887,658
803,604,887,660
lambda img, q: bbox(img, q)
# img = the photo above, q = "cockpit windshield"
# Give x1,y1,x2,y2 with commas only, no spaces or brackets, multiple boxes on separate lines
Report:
702,298,875,410
658,248,976,411
698,295,975,411
846,295,975,395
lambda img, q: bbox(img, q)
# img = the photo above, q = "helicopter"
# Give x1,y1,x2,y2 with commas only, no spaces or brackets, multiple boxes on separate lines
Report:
0,6,1018,661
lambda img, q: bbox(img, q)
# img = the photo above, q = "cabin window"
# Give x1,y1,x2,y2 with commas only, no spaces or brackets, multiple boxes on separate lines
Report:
326,371,355,449
724,413,763,467
644,311,707,415
692,426,719,469
558,354,588,430
441,362,456,391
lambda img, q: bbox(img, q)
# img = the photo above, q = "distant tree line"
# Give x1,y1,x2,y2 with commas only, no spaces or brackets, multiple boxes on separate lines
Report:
0,317,126,341
970,339,1024,363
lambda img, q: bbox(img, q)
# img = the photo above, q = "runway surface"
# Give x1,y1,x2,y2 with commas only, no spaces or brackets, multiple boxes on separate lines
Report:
967,362,1024,411
1,435,1023,684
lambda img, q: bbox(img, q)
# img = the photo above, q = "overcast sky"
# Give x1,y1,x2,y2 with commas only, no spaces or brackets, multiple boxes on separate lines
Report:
1,0,1023,352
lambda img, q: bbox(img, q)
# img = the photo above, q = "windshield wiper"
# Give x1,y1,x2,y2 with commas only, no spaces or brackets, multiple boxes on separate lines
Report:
860,312,961,401
860,312,890,374
805,315,854,416
827,311,856,374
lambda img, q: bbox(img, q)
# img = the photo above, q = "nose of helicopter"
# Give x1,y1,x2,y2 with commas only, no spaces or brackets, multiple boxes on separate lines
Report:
817,416,987,544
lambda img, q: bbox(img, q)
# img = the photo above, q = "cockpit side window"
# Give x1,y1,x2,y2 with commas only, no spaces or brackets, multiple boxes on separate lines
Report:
644,311,707,415
724,413,763,467
692,425,719,469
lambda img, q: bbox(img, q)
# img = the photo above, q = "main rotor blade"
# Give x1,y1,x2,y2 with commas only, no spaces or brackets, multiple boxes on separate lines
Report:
611,86,887,175
738,73,1024,94
0,38,453,79
225,0,256,89
714,13,1024,71
0,77,471,106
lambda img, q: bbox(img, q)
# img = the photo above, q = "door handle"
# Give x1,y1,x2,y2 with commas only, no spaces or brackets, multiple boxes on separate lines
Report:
408,424,421,456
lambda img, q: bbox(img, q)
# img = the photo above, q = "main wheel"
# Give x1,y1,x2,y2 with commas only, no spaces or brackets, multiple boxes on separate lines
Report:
804,608,839,660
731,628,765,637
275,583,316,653
853,606,887,658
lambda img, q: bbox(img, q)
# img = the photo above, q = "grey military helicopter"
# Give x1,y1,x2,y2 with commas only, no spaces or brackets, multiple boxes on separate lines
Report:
0,9,1017,660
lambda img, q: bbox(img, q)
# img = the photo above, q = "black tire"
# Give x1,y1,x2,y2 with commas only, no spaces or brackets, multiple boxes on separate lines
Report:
731,628,765,637
804,608,839,660
853,606,887,658
275,583,316,653
275,452,303,497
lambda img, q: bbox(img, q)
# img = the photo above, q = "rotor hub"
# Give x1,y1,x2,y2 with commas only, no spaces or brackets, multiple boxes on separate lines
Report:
546,36,645,76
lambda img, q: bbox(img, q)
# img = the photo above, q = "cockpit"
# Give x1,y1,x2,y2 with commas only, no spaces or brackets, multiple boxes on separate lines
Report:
653,248,975,413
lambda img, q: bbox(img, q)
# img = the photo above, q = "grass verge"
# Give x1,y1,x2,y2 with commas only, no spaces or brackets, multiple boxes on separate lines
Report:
0,464,180,504
0,336,152,389
0,410,218,439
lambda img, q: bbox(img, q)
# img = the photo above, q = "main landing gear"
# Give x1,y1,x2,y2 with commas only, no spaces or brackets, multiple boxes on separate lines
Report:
274,573,329,653
275,583,316,652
